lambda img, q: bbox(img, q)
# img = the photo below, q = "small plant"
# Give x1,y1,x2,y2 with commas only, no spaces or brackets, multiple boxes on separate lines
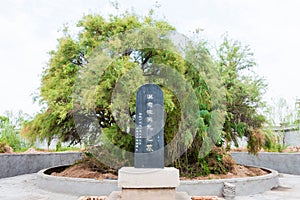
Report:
247,129,265,155
0,141,9,153
55,146,81,152
55,141,62,151
0,126,23,151
274,143,288,152
263,129,288,152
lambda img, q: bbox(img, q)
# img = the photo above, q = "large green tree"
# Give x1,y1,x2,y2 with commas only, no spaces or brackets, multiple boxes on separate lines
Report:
22,12,267,176
216,36,267,154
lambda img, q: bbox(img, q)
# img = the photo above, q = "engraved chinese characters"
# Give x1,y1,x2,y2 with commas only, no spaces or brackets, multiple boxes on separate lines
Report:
134,84,164,168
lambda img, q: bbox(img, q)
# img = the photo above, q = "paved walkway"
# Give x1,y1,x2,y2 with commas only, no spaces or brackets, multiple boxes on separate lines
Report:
0,173,77,200
0,173,299,200
236,173,300,200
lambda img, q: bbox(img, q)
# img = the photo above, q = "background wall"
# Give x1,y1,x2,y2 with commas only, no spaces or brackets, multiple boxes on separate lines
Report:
2,151,300,179
231,152,300,175
0,152,82,178
275,130,300,146
233,129,300,148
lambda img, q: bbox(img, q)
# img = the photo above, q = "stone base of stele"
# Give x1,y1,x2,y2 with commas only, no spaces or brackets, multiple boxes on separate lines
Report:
107,167,191,200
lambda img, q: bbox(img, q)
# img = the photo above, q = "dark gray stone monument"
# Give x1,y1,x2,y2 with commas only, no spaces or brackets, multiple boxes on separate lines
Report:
110,84,188,200
134,84,164,168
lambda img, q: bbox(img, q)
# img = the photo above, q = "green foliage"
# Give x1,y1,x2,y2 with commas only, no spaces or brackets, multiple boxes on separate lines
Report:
176,147,236,177
32,146,81,152
0,124,22,151
22,13,147,146
0,111,30,152
23,11,267,176
216,35,267,154
263,129,288,152
247,129,265,155
54,145,81,152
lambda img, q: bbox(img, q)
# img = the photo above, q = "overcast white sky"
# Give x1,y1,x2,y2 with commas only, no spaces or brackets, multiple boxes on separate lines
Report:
0,0,300,116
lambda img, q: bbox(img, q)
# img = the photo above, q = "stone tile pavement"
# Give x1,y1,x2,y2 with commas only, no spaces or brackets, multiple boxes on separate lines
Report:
235,174,300,200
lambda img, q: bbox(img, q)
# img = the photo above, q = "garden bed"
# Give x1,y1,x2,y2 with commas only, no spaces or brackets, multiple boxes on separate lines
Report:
51,162,268,181
37,165,279,197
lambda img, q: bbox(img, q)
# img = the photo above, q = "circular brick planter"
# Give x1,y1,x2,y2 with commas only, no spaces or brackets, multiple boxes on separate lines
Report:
37,165,279,197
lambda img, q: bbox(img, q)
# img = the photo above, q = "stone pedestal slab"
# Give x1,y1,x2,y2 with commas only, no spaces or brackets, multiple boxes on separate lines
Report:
107,167,190,200
118,167,179,188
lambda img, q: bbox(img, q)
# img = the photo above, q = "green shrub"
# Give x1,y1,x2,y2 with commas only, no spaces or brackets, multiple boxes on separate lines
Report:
0,112,30,152
263,130,288,152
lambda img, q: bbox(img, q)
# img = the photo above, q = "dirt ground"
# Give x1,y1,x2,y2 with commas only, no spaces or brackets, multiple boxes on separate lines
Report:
283,146,300,152
52,162,268,181
52,163,118,180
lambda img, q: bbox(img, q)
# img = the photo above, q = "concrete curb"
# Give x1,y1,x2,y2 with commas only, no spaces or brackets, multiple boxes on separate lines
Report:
179,167,279,196
37,167,119,196
0,152,82,178
37,165,279,197
231,152,300,175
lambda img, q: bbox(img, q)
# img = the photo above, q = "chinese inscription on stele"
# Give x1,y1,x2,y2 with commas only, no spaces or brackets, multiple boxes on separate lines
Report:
134,84,164,168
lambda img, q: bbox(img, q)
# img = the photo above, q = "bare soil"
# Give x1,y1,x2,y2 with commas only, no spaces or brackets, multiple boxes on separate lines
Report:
180,164,268,180
52,163,118,180
52,162,268,181
283,146,300,153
